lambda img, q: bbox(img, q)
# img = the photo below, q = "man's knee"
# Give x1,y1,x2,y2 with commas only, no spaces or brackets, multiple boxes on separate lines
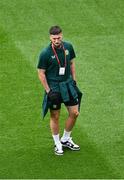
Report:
74,110,79,117
50,110,60,121
71,110,79,118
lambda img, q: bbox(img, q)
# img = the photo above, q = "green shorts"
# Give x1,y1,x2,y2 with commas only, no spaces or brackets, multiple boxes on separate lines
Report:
49,90,79,110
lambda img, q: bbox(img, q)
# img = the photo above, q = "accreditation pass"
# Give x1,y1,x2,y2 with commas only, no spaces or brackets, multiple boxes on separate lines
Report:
59,67,65,75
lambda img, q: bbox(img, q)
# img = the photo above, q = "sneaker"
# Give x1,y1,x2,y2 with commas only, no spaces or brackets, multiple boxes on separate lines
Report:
54,143,63,155
61,137,80,151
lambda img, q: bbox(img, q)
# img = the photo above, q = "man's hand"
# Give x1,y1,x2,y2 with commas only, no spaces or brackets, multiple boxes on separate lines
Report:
47,90,61,104
73,80,77,86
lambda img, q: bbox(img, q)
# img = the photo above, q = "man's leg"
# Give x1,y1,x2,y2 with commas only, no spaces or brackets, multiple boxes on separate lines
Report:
61,105,80,150
50,109,63,155
65,105,79,132
50,109,60,135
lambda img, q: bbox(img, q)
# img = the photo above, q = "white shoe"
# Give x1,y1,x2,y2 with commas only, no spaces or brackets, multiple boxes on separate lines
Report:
54,143,63,155
61,137,80,151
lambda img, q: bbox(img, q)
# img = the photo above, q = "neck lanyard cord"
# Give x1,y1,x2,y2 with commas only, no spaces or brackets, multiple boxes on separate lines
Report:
52,43,66,67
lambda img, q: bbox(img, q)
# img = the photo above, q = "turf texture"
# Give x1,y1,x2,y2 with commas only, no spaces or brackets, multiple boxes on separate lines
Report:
0,0,124,178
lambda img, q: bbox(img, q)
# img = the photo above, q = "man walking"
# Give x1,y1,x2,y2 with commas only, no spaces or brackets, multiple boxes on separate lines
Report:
37,26,82,155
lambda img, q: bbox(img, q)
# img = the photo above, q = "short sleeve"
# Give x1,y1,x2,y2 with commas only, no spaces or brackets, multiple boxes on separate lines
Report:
69,44,76,60
37,51,48,69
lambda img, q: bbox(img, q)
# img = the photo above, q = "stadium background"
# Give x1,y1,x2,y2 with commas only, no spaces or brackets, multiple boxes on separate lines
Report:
0,0,123,178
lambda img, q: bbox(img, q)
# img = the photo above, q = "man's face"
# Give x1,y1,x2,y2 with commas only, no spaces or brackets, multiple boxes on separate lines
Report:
50,33,63,47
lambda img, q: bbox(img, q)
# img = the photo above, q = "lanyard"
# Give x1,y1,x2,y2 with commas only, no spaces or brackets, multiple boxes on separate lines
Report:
52,43,66,67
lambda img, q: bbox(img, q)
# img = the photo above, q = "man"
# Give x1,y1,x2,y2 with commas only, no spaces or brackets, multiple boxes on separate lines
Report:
37,26,82,155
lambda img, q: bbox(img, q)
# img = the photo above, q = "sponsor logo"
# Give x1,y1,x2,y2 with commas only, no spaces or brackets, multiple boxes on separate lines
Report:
51,55,55,59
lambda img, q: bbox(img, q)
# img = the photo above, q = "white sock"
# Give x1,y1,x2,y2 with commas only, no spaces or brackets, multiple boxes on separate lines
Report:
52,134,61,145
61,129,72,142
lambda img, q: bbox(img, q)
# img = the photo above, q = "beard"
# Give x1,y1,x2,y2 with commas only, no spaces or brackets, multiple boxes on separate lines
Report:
52,42,62,48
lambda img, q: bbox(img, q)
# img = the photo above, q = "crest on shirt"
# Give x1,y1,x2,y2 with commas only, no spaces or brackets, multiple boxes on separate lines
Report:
53,104,57,109
65,49,69,55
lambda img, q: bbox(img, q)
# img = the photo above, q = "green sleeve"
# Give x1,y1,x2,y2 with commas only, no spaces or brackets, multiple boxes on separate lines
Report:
37,50,48,69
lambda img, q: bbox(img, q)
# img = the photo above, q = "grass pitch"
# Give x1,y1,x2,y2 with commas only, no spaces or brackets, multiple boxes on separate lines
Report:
0,0,124,178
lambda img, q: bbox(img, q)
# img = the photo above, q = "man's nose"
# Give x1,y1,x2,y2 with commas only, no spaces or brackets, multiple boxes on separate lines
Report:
55,39,59,43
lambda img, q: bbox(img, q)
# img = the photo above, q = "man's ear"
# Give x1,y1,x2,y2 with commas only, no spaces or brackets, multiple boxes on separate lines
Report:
49,35,52,41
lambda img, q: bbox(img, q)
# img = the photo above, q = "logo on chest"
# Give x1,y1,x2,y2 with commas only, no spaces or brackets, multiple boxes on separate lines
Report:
51,55,56,59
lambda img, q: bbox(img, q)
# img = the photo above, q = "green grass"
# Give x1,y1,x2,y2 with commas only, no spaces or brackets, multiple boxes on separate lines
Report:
0,0,124,178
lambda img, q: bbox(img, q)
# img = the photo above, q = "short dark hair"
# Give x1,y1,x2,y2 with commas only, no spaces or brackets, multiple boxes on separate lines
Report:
49,25,62,35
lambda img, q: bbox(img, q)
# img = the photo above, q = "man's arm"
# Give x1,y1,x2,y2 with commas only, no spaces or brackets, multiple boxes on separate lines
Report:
70,59,76,81
38,69,50,93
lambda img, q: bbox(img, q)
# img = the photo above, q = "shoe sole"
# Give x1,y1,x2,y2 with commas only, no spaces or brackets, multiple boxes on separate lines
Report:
62,144,80,151
55,151,63,156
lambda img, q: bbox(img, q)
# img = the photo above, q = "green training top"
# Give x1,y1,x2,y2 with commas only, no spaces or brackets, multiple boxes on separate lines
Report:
37,41,76,82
